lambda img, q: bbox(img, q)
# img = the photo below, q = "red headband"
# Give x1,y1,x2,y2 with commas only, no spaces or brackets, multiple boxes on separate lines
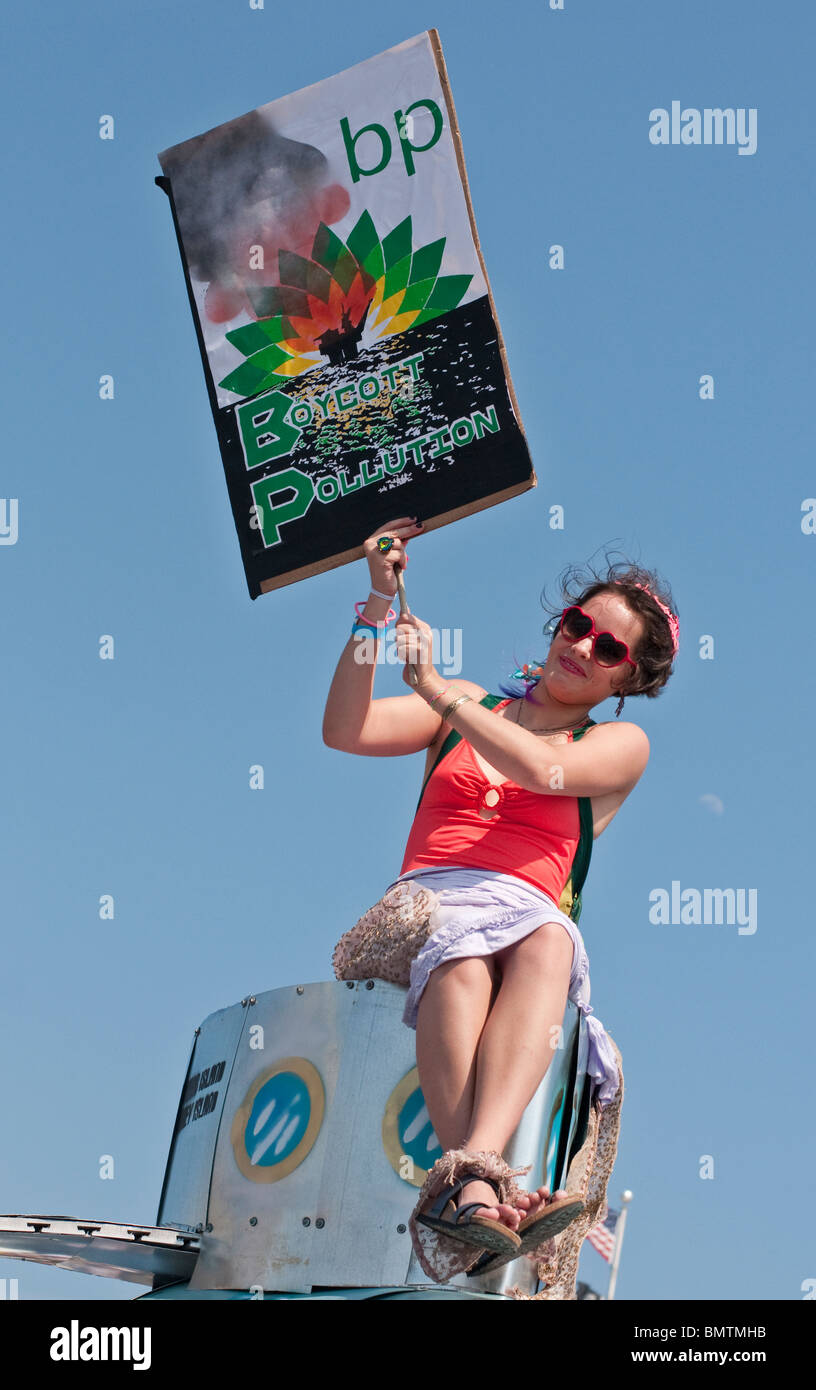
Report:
625,582,680,655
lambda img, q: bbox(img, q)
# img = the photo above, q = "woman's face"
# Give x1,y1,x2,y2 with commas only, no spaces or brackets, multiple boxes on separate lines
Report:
542,591,645,706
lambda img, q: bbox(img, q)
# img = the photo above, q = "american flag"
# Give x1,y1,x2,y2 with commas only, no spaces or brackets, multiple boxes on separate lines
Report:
585,1201,620,1262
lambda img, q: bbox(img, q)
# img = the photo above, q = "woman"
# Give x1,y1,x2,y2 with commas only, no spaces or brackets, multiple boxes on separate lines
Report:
323,516,679,1286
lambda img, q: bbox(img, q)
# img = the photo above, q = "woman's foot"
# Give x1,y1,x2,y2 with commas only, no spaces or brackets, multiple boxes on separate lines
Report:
453,1178,521,1231
517,1184,581,1262
514,1184,569,1220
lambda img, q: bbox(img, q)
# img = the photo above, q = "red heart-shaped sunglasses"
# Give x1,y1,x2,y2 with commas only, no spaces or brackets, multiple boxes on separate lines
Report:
556,606,637,669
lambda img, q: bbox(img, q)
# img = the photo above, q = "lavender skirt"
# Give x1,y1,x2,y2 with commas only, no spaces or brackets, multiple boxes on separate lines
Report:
393,865,620,1108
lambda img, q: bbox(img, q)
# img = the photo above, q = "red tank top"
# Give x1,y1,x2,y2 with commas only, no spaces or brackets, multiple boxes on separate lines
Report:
400,698,584,903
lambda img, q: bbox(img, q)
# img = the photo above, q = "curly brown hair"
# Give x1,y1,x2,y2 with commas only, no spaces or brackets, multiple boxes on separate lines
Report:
542,551,679,703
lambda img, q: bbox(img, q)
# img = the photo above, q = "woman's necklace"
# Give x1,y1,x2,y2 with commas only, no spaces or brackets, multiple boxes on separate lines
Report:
514,699,592,737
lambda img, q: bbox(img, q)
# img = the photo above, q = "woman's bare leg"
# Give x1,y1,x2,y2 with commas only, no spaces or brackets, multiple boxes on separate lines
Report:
467,921,573,1145
462,922,574,1220
415,954,496,1149
415,955,521,1229
415,922,574,1227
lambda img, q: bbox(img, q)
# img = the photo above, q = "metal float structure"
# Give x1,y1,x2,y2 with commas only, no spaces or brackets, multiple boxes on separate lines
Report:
0,977,591,1300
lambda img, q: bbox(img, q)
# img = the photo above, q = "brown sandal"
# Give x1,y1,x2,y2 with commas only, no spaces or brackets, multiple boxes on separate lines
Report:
467,1193,585,1276
416,1169,522,1257
409,1147,531,1284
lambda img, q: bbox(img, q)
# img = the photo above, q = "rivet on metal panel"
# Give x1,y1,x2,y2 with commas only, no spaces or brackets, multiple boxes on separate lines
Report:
249,996,256,1004
205,1223,213,1232
365,979,375,990
302,1217,311,1227
397,1224,407,1234
296,985,304,995
315,1218,325,1229
345,980,354,989
241,999,248,1007
194,1028,200,1036
249,1217,258,1227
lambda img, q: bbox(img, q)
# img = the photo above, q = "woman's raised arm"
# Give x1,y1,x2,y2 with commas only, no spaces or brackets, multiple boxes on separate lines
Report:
322,517,442,756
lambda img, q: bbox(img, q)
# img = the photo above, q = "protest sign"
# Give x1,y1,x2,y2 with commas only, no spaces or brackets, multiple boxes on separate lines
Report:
157,30,534,597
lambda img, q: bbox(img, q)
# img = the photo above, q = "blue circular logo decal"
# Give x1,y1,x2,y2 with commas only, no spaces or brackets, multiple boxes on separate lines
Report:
382,1067,443,1186
245,1071,310,1168
397,1086,442,1173
232,1057,325,1184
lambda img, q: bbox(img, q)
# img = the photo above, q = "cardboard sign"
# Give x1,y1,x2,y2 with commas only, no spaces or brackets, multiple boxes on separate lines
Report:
157,30,534,598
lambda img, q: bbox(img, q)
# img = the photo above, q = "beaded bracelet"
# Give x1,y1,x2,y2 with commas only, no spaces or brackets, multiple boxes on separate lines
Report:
354,599,396,627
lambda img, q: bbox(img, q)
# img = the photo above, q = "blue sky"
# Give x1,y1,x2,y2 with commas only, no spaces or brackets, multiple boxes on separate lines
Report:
2,0,813,1301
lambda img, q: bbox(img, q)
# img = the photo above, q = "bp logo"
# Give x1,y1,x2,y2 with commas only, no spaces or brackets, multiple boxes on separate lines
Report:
381,1067,443,1188
231,1058,324,1183
220,208,472,396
